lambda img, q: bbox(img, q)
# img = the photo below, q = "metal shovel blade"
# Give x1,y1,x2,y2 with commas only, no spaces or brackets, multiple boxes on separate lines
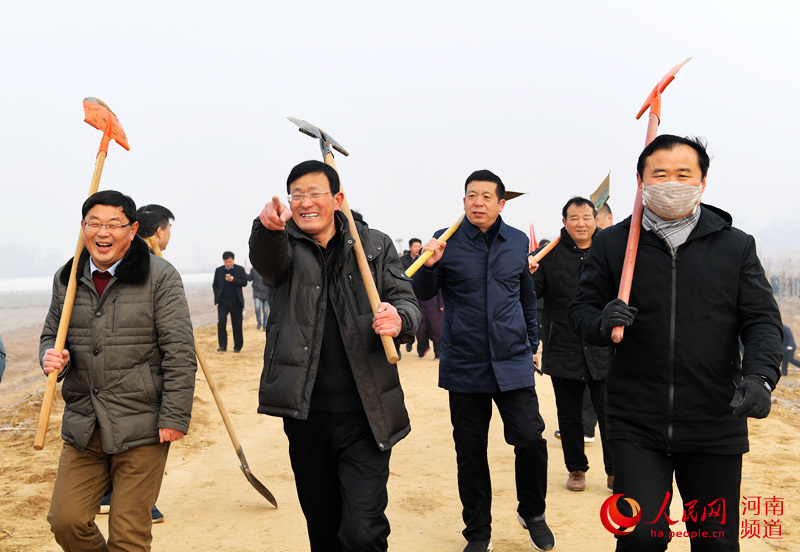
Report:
237,447,278,507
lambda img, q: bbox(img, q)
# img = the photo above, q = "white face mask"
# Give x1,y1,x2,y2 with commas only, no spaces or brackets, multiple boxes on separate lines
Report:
641,181,703,220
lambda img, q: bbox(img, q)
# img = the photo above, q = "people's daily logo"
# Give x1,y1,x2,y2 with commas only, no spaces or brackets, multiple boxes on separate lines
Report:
601,493,642,535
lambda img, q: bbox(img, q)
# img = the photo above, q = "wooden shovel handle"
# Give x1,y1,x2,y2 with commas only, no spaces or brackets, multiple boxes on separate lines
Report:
530,236,561,263
404,214,465,278
612,110,660,343
34,150,107,450
325,153,399,364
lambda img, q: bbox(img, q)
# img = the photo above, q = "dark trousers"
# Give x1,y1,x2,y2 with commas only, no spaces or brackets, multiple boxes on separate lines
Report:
283,411,391,552
217,296,243,350
449,387,548,541
611,440,741,552
551,376,613,475
582,386,598,436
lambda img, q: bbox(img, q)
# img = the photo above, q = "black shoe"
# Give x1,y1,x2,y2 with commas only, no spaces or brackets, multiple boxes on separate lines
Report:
151,505,164,523
256,323,262,330
554,430,561,440
518,514,556,550
405,342,413,352
217,347,226,352
464,539,493,552
233,348,241,353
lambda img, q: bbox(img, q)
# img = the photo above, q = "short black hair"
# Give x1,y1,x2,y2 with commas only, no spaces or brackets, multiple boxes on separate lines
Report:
82,190,136,223
637,134,710,179
464,169,505,200
136,204,174,239
409,238,421,247
562,197,597,219
222,251,234,260
286,160,340,194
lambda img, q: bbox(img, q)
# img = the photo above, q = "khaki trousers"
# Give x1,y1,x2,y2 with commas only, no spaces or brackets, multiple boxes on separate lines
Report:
48,428,169,552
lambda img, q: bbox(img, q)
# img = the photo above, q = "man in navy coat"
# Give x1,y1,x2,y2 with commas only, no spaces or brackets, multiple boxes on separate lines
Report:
414,170,554,552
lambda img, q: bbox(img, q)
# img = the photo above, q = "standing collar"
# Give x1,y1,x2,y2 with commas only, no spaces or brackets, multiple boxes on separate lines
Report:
89,257,122,276
461,215,506,240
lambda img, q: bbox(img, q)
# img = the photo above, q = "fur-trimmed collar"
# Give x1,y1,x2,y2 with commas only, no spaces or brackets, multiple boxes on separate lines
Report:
59,236,151,286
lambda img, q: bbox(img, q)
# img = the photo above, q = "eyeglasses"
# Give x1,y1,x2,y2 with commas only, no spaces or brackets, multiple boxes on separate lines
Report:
287,191,332,203
83,221,132,232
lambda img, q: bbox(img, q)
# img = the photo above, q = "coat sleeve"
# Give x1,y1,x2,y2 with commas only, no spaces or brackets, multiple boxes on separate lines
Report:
39,266,71,380
233,265,248,288
249,218,294,287
520,270,539,353
411,228,446,301
152,264,197,434
569,232,615,346
212,267,221,304
737,234,783,388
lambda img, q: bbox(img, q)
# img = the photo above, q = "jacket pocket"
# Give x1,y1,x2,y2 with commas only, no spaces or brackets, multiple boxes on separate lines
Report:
265,327,281,384
137,362,161,407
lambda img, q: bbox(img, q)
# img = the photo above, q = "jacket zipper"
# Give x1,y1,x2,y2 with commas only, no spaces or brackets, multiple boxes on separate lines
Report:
666,253,677,455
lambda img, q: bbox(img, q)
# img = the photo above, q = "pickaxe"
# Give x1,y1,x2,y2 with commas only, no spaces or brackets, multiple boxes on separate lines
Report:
404,190,526,277
35,98,130,450
287,117,399,364
611,58,691,343
144,237,277,507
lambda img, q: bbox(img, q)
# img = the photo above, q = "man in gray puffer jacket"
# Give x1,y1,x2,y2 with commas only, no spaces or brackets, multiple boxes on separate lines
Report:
40,190,196,552
249,160,420,552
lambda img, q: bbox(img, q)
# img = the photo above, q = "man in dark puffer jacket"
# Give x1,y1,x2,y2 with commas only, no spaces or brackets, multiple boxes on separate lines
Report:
249,160,420,552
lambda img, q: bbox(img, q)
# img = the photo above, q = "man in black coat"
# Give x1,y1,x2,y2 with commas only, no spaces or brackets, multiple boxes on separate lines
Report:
530,197,612,493
212,251,247,352
570,135,782,551
249,160,419,552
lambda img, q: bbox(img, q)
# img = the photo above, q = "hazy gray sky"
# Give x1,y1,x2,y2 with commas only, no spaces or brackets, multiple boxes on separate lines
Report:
2,1,797,278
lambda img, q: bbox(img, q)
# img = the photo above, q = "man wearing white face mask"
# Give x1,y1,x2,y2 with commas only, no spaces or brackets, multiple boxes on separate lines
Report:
570,135,782,551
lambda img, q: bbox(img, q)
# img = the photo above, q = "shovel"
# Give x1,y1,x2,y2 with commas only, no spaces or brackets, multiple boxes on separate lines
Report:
34,98,129,450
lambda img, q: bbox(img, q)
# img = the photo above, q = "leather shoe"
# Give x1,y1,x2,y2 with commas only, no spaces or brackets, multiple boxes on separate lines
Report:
567,470,586,491
607,475,614,491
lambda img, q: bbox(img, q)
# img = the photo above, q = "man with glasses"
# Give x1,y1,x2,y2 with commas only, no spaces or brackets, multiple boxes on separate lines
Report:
40,190,196,551
249,160,420,552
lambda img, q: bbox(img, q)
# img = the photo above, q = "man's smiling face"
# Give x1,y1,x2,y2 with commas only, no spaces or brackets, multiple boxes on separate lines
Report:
289,172,344,246
82,204,138,271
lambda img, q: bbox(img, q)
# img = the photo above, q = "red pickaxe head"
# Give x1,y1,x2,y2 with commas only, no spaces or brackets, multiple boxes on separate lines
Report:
287,117,349,160
636,57,692,123
83,97,130,154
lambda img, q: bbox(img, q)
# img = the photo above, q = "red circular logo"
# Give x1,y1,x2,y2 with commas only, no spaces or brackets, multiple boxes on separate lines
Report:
601,493,642,535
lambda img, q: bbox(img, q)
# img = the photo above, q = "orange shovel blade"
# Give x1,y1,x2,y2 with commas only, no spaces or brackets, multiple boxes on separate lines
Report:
83,97,130,151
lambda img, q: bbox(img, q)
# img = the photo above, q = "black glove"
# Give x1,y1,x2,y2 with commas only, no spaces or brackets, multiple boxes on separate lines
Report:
601,299,638,338
730,375,772,418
